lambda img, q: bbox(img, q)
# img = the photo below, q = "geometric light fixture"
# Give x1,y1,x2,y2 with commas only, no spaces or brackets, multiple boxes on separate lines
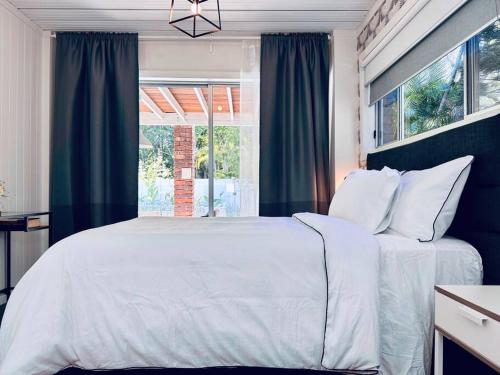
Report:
169,0,222,38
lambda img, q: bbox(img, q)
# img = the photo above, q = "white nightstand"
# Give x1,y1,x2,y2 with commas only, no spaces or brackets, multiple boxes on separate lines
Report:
434,285,500,375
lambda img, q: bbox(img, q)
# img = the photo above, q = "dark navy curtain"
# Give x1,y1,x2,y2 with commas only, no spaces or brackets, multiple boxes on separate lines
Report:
259,33,331,217
51,32,139,244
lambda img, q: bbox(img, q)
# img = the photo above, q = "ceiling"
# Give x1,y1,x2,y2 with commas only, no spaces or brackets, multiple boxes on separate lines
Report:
140,85,241,126
141,86,239,114
7,0,375,37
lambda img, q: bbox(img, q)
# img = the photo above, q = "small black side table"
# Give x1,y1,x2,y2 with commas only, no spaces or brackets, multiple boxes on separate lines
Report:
0,211,51,301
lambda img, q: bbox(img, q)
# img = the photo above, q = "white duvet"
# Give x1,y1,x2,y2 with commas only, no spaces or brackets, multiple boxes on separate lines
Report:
0,214,380,375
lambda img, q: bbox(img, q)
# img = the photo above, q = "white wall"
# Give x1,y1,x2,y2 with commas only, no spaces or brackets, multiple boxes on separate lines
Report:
0,0,46,299
139,39,243,81
332,30,360,189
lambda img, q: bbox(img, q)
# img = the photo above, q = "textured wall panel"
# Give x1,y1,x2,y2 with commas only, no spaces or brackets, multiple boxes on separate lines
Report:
0,2,44,295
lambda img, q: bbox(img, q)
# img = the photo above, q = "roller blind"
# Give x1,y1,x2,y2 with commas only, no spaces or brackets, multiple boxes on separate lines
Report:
370,0,500,105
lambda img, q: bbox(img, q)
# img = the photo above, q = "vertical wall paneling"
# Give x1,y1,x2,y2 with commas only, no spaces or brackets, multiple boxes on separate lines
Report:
39,31,53,257
332,30,360,188
0,1,44,300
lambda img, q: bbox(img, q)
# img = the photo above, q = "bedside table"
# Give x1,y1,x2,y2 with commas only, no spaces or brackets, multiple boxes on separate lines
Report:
0,211,51,301
434,285,500,375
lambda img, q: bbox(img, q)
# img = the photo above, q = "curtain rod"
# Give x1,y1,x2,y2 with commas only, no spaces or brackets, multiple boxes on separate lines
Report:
49,33,261,40
50,33,331,41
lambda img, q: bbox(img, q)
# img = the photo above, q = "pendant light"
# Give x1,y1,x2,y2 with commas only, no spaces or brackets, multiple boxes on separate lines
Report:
169,0,222,38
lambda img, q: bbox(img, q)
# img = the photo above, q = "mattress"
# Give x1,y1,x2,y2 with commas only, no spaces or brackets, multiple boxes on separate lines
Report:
376,231,483,375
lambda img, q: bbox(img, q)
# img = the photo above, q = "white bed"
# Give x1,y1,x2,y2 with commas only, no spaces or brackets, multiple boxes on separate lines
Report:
376,232,482,374
0,214,380,374
0,216,482,375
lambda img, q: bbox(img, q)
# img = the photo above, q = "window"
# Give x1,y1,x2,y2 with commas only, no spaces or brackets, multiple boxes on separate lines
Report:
139,125,175,215
374,19,500,147
139,84,254,218
376,89,400,146
403,45,465,138
472,20,500,111
193,124,242,217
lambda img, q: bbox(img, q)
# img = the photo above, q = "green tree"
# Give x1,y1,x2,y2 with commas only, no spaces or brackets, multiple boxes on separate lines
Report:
139,126,174,178
477,21,500,109
404,47,464,137
214,126,240,178
195,127,209,178
139,156,162,204
194,126,240,179
478,21,500,76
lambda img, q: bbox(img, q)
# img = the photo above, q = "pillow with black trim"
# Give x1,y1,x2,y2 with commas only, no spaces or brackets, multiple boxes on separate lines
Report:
329,167,400,234
388,155,474,241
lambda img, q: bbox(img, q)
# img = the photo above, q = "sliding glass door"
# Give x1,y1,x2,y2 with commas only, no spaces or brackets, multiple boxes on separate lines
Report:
138,82,252,217
211,85,241,217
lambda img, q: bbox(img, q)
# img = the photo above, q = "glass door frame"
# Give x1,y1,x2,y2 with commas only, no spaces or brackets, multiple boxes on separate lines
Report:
139,80,240,217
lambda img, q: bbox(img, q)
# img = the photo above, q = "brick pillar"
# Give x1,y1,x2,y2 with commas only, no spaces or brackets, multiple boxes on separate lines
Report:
174,125,194,217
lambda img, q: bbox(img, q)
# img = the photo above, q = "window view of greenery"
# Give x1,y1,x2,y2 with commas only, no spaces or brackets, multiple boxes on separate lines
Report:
476,20,500,111
138,84,248,217
194,127,240,179
139,126,174,216
403,45,465,138
375,20,500,147
138,124,241,217
194,126,241,217
377,89,400,146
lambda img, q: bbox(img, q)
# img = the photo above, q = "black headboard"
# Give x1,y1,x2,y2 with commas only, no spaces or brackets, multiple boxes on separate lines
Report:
367,113,500,285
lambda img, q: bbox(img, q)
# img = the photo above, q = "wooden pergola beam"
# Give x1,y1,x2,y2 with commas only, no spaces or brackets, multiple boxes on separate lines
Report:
139,88,164,121
158,87,186,123
194,88,209,119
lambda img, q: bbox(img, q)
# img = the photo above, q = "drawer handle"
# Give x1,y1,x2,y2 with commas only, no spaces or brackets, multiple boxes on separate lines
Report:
458,306,488,326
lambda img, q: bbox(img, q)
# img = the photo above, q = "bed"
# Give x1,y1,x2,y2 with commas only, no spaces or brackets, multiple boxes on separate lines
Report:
0,217,482,375
367,112,500,374
1,215,381,374
1,113,499,375
376,232,481,374
367,113,500,287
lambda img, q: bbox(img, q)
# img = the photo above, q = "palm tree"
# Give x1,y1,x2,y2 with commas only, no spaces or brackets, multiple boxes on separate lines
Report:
477,21,500,109
404,47,465,137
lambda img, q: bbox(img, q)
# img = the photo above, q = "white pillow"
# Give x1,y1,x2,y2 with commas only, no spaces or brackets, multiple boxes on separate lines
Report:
329,167,400,234
388,155,474,241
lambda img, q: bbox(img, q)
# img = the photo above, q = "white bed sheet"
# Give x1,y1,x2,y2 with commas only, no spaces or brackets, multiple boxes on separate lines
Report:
377,231,483,375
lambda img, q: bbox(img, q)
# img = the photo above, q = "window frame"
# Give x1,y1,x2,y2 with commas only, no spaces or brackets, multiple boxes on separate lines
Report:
374,19,500,148
138,80,241,218
375,88,403,147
